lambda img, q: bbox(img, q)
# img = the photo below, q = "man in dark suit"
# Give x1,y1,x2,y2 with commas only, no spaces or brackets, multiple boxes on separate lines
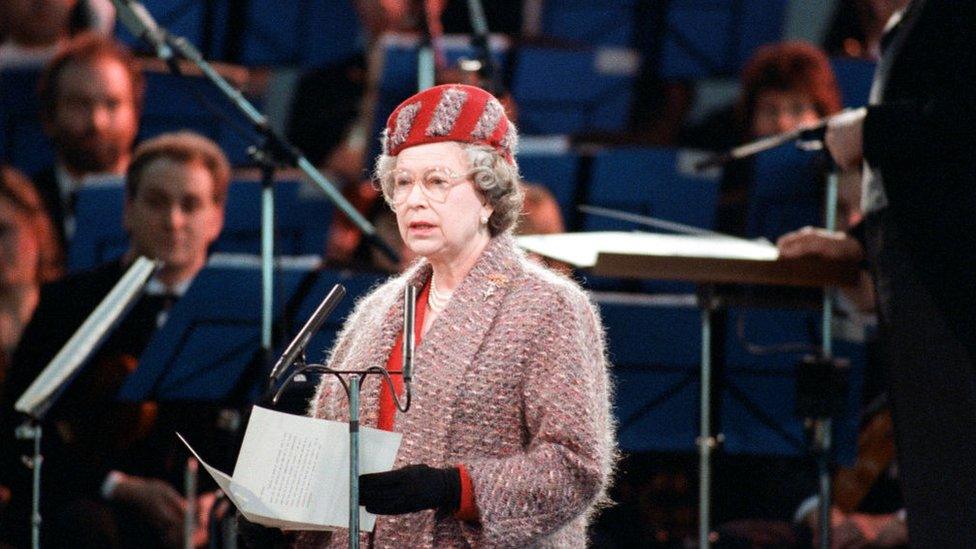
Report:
0,131,228,548
32,32,143,247
823,0,976,544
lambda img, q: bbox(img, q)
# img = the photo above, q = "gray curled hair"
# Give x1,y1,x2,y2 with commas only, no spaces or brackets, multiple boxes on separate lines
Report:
374,143,524,236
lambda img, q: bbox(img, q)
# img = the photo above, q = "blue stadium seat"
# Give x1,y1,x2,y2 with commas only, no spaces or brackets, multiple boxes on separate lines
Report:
517,137,580,229
744,144,824,242
540,0,638,47
115,0,226,59
582,147,720,292
140,71,258,166
721,307,864,462
511,45,639,135
831,57,876,108
68,176,334,272
585,147,720,231
239,0,363,67
218,175,334,257
597,295,702,453
0,68,55,175
659,0,788,79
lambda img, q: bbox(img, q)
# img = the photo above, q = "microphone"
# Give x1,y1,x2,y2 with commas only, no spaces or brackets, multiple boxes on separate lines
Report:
402,285,417,384
269,284,346,383
110,0,174,60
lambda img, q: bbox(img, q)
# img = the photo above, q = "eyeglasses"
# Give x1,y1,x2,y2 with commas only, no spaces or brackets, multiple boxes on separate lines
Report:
389,166,469,205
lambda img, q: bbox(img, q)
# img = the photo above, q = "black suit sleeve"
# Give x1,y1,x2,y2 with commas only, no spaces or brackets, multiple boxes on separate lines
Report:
862,3,976,170
0,269,122,502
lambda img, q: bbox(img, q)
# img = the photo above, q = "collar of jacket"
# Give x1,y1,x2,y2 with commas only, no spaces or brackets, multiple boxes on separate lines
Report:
319,234,524,463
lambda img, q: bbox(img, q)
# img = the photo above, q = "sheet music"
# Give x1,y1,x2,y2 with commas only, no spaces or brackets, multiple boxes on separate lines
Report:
181,406,401,531
517,231,779,268
15,256,156,417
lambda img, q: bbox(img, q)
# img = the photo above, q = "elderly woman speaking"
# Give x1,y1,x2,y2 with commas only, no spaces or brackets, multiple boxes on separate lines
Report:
297,84,614,548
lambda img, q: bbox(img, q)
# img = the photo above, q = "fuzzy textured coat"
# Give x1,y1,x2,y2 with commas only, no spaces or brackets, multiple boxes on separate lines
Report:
294,235,615,548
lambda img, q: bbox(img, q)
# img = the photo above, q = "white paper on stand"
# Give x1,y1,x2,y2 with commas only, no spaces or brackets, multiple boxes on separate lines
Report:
179,405,401,531
516,231,779,268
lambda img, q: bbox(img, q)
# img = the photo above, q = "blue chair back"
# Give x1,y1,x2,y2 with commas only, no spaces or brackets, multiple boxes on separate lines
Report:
659,0,788,79
511,45,639,135
0,68,54,175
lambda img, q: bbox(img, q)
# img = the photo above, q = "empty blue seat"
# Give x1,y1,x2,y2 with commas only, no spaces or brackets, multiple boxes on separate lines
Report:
585,147,720,232
239,0,363,67
517,137,580,229
218,175,334,256
511,45,639,135
0,68,55,175
659,0,788,79
140,71,259,166
582,147,720,292
115,0,226,59
540,0,637,47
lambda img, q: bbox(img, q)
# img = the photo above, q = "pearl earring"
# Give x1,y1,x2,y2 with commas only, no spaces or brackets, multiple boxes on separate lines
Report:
480,214,489,225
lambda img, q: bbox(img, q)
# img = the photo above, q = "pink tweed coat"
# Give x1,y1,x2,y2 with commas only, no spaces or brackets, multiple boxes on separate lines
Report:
295,235,615,548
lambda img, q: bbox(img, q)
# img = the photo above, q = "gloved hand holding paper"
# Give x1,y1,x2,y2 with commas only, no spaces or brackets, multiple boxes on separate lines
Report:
179,405,401,531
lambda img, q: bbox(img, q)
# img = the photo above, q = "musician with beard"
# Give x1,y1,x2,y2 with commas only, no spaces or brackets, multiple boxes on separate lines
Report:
31,32,143,247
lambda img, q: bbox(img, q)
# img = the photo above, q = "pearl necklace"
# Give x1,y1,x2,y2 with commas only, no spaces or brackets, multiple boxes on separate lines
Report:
428,275,453,312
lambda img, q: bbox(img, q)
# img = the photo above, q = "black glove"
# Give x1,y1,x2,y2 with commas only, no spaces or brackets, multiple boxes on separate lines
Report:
359,464,461,515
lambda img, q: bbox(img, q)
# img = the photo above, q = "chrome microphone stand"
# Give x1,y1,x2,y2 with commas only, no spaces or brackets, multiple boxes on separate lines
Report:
110,0,400,366
271,285,417,549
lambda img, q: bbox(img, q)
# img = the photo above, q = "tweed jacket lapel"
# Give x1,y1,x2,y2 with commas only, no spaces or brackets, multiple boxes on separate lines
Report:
313,236,523,463
392,236,522,466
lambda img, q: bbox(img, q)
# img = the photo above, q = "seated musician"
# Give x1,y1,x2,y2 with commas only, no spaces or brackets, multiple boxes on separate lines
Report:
0,131,229,548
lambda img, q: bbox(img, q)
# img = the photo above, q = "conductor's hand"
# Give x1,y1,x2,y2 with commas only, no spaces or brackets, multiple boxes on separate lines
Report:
777,227,865,263
825,108,866,171
359,464,461,515
111,473,185,547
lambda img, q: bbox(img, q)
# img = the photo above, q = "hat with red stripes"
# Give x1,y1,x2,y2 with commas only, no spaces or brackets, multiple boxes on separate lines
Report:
382,84,517,164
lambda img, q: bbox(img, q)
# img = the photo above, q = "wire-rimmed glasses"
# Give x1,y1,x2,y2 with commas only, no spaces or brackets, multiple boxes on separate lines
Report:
389,166,470,205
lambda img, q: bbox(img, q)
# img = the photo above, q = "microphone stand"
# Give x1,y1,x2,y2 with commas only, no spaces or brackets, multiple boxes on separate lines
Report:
271,284,416,549
13,257,156,549
464,0,499,93
111,0,400,364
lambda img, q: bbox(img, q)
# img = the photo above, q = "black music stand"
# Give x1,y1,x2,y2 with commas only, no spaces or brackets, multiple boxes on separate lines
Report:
116,256,317,404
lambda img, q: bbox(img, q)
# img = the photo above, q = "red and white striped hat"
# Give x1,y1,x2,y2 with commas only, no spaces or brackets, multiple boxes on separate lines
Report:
382,84,517,164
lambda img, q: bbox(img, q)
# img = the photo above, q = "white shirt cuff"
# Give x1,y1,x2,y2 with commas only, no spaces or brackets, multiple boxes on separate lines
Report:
100,470,125,500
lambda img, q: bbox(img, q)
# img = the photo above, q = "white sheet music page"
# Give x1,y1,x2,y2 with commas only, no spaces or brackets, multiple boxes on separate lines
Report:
179,405,401,531
517,231,779,268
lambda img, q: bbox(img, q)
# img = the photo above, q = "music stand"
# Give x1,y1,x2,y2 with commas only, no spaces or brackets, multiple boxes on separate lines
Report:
116,255,320,404
518,231,858,547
